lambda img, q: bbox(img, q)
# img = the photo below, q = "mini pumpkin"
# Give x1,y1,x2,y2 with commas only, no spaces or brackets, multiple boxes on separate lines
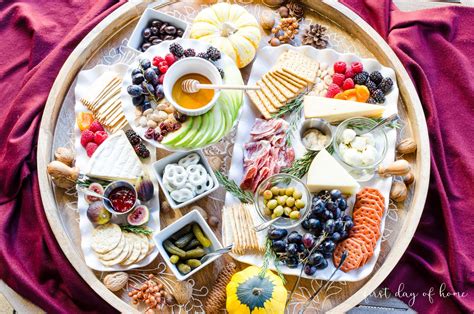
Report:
190,3,261,68
226,266,287,314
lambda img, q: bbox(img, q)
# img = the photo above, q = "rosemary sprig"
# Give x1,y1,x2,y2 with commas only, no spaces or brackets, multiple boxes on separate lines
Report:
76,174,111,188
214,171,254,204
260,238,286,284
121,225,153,235
281,151,317,178
271,94,305,119
332,117,401,131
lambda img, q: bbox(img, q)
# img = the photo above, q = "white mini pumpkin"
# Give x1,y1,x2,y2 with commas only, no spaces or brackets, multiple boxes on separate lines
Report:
190,3,261,68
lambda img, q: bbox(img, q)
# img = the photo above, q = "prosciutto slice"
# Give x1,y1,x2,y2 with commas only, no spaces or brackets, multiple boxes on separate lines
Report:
240,118,295,192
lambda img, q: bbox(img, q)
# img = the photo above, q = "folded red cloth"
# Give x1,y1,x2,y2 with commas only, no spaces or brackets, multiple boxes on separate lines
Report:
341,0,474,312
0,1,125,313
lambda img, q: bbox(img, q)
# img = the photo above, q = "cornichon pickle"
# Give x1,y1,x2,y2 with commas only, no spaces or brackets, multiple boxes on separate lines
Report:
192,224,211,248
177,263,191,274
170,255,180,264
174,232,194,248
183,238,201,251
163,240,186,258
170,225,192,240
185,259,202,269
184,247,206,259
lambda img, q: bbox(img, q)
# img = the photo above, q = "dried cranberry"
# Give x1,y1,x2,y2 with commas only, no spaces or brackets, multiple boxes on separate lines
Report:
144,127,155,139
156,134,164,142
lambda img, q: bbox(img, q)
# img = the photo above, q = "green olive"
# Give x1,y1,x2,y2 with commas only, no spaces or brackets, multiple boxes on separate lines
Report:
263,207,272,216
277,196,286,206
286,197,295,207
278,188,285,196
293,190,303,200
270,186,279,196
274,205,284,217
295,199,305,209
284,207,292,216
267,199,278,210
289,211,301,220
263,190,273,200
285,187,295,196
271,213,277,219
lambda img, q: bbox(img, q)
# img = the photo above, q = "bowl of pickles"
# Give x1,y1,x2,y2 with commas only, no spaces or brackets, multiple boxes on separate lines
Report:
254,173,312,229
155,209,223,281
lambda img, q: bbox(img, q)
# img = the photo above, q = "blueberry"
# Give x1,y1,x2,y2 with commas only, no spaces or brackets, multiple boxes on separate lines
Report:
330,189,342,200
316,258,329,269
304,265,317,276
324,219,335,234
127,85,143,97
287,243,298,256
287,231,303,244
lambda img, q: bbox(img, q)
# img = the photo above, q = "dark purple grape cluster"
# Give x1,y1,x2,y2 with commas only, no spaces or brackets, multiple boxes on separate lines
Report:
127,58,165,111
267,189,354,275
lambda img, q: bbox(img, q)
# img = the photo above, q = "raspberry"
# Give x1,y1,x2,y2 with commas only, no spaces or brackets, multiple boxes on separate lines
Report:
332,73,345,87
326,83,341,98
344,70,354,79
86,142,98,157
94,131,108,145
158,75,164,84
152,56,164,67
351,62,364,74
164,53,176,66
353,71,369,85
369,71,383,85
333,61,347,74
342,78,355,90
80,130,95,148
378,77,393,93
159,65,169,74
89,121,104,133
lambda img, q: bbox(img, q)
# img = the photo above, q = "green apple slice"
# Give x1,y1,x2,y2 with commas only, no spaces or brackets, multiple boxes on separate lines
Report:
194,109,216,148
162,118,194,146
174,115,202,148
188,111,211,147
205,106,223,145
209,105,227,145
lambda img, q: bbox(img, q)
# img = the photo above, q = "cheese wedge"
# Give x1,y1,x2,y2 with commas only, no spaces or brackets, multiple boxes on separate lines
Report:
306,149,360,195
303,96,385,122
87,130,143,181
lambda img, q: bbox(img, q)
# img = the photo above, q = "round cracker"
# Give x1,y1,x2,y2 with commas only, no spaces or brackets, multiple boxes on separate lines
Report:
134,234,150,264
97,233,126,261
91,223,122,254
99,234,130,266
121,233,142,266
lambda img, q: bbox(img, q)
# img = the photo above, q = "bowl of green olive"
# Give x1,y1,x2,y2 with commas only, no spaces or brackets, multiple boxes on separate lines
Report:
254,173,312,229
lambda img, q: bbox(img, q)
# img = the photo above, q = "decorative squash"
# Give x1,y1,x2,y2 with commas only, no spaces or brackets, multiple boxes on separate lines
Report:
190,3,261,69
226,266,287,314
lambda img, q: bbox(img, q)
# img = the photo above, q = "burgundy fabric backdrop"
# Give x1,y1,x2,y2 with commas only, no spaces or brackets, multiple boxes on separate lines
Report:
0,0,472,313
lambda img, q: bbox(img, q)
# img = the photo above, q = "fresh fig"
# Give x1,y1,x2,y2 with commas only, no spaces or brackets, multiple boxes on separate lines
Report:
136,176,154,202
127,205,150,226
87,201,111,225
85,183,104,203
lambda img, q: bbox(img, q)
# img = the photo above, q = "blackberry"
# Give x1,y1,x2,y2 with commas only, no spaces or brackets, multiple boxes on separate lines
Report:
129,133,141,146
197,52,209,59
134,143,150,159
169,43,184,58
371,89,385,103
125,129,136,139
378,77,393,93
369,71,383,85
217,67,225,78
206,46,221,61
183,48,196,57
365,80,377,93
353,71,369,85
367,97,376,104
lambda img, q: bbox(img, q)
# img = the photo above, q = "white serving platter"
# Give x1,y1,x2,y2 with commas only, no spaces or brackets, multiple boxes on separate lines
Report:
74,63,161,271
223,45,399,282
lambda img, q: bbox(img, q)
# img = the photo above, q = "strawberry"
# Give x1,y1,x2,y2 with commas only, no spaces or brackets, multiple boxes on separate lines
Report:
94,131,108,145
351,62,364,74
333,61,347,74
152,56,165,67
80,130,95,148
164,53,176,66
326,83,341,98
332,73,345,87
342,78,355,90
89,120,104,133
86,142,98,157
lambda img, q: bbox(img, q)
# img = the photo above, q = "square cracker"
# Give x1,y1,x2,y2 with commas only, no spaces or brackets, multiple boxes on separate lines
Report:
262,74,294,101
246,90,271,119
274,50,319,83
256,80,284,109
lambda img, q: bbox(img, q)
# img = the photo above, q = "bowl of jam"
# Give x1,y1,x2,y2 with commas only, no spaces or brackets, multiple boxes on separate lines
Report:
103,181,138,215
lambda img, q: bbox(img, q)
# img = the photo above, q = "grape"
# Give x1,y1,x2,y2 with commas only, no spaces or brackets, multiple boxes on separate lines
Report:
301,219,310,230
271,240,287,252
286,256,299,268
322,210,333,220
302,233,315,249
268,228,287,240
139,58,151,69
151,66,159,75
316,258,329,269
127,85,143,97
142,101,152,111
150,75,159,86
286,243,298,256
334,208,342,219
307,252,325,266
342,214,352,222
155,85,164,99
132,73,145,85
326,201,336,211
322,240,335,253
297,243,305,253
338,198,347,210
304,265,317,276
142,83,155,95
131,68,141,76
340,230,348,239
308,218,321,230
334,219,344,232
132,95,145,106
331,232,342,242
330,189,342,200
344,219,354,231
144,68,158,81
311,198,325,213
324,219,335,234
321,251,332,259
287,231,302,244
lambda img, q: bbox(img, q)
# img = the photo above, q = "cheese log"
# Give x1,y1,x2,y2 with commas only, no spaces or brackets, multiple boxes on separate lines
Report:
303,96,385,122
306,149,360,195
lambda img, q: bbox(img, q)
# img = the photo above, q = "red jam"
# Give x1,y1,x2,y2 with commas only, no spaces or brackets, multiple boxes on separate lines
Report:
109,187,136,213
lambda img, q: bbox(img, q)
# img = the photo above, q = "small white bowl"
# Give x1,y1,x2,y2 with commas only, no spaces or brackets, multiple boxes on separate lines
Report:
155,209,223,281
152,150,219,209
127,8,189,53
163,57,222,116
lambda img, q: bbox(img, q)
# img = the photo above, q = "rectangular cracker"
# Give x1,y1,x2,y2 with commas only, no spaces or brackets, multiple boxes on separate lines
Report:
256,80,284,109
260,76,287,103
269,72,302,94
255,89,278,113
246,90,271,119
273,69,307,88
263,73,296,99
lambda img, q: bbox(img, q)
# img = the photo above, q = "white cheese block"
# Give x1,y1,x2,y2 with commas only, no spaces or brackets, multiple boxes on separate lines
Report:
306,148,360,195
303,96,385,122
87,130,143,181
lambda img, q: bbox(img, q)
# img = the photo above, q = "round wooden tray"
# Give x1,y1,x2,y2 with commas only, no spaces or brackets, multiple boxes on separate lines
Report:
37,0,430,313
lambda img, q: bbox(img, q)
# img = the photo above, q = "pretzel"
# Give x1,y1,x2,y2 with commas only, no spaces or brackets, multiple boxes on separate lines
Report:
163,164,187,189
178,153,200,168
170,188,194,203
